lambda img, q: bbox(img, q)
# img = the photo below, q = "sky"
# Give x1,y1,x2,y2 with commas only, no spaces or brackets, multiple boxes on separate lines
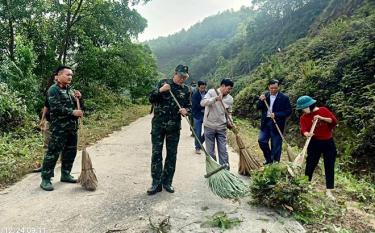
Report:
133,0,252,42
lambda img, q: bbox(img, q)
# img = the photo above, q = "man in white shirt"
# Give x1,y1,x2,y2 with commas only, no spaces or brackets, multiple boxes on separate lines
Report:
201,79,234,167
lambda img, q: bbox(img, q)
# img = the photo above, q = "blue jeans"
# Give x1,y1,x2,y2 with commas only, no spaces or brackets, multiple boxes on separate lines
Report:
193,118,205,149
258,119,282,163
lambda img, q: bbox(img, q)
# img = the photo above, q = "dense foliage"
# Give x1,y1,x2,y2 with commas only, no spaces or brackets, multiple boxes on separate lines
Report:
148,0,331,84
148,0,375,177
0,0,157,133
0,1,157,185
0,83,28,132
234,0,375,175
147,8,254,79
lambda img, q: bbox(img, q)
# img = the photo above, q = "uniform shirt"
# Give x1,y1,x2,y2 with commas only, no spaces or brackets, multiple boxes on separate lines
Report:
44,96,51,122
149,79,191,131
300,107,338,140
48,84,79,131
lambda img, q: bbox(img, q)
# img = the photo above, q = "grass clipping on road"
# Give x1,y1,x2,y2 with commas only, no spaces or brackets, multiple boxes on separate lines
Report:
201,211,242,230
0,105,150,189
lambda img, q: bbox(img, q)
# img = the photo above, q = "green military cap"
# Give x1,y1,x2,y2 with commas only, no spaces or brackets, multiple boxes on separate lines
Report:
175,64,189,78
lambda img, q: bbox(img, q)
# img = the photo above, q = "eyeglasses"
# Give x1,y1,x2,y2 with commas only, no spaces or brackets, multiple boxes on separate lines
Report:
178,75,188,80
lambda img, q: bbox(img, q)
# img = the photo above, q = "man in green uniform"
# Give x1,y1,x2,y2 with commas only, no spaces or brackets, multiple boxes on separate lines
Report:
147,64,191,195
40,65,83,191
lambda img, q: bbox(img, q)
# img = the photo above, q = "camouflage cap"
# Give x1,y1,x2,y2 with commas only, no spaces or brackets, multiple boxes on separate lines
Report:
175,64,189,78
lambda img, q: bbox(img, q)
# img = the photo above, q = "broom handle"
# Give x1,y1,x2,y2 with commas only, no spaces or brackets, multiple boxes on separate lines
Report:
213,88,234,126
204,163,229,178
75,98,85,147
168,89,208,156
300,118,319,157
263,99,288,143
76,97,82,124
168,89,228,176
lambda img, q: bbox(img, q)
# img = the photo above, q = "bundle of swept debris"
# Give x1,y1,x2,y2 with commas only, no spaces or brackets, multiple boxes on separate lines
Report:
250,163,310,212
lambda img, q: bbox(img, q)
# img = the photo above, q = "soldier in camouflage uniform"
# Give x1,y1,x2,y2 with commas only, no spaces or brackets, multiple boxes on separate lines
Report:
147,64,191,195
40,65,83,191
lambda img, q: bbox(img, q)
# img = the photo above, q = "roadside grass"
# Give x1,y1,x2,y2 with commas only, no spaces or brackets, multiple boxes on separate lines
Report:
0,104,149,189
228,118,375,233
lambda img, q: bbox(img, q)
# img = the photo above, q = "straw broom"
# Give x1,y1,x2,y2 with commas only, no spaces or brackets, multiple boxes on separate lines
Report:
232,126,262,176
263,100,295,162
76,99,98,191
168,90,248,199
212,88,261,176
293,118,319,167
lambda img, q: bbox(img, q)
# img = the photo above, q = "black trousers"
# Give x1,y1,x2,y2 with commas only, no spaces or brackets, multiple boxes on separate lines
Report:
305,138,337,189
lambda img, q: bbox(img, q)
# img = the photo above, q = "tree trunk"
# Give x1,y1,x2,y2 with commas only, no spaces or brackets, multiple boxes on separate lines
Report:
4,0,15,61
8,16,15,61
57,0,84,64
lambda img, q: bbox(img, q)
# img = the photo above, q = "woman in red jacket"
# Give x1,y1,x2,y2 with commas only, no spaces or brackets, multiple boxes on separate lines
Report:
296,96,338,200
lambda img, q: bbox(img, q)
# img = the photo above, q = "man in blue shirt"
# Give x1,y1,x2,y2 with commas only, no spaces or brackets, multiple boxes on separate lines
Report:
257,79,292,164
191,81,207,154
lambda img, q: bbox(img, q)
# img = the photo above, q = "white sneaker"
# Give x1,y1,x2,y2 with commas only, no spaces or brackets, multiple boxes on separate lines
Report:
195,149,201,154
326,189,336,201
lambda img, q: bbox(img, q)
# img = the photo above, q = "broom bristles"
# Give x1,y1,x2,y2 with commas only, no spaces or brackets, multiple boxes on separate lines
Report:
168,89,247,199
205,156,248,199
286,145,296,162
78,148,98,191
293,153,305,167
235,133,261,176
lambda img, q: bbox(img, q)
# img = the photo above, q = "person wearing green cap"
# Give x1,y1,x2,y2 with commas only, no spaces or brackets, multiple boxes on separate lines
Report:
296,95,338,200
147,64,191,195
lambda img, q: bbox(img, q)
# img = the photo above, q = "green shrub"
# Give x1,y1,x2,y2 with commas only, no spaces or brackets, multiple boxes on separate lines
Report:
0,37,39,112
235,3,375,174
77,83,132,114
336,172,375,204
250,163,310,211
0,131,43,185
0,83,28,132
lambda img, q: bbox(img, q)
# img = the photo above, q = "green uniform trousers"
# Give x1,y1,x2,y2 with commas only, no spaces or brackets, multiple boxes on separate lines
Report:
41,128,77,179
151,123,180,186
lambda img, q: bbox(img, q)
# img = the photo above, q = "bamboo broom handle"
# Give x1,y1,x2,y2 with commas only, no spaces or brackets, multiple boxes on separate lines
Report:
168,89,228,177
213,88,234,126
263,99,287,142
75,97,85,147
204,164,230,178
300,118,319,157
168,89,208,156
264,99,296,163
